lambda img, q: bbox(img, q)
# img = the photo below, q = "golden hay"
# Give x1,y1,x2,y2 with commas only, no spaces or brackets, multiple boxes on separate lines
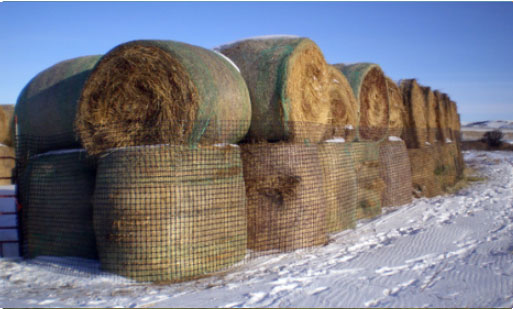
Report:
219,37,331,143
421,86,439,144
0,105,14,146
319,142,357,233
0,146,14,185
240,142,327,252
407,147,443,198
347,142,384,220
434,90,449,143
323,66,358,142
93,144,247,283
400,79,428,148
378,140,412,207
77,40,251,155
385,77,407,138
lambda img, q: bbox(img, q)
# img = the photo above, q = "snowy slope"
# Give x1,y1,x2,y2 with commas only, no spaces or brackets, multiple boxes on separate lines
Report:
462,120,513,131
1,151,513,308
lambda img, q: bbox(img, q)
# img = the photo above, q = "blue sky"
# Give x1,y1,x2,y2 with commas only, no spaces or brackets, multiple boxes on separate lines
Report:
1,2,512,122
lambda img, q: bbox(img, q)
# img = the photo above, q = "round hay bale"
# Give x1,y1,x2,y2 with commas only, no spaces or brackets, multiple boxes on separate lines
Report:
21,150,97,259
218,37,331,143
421,86,439,144
0,105,14,146
378,140,412,207
407,146,443,198
323,66,358,142
434,90,449,143
385,77,407,138
434,143,462,191
93,144,247,283
347,142,384,220
0,146,15,185
334,63,390,142
15,56,102,160
319,142,357,233
240,142,327,252
77,40,252,155
400,79,428,148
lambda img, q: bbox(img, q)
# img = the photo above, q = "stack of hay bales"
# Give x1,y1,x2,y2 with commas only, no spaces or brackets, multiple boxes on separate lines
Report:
15,56,101,259
76,40,252,282
379,140,412,207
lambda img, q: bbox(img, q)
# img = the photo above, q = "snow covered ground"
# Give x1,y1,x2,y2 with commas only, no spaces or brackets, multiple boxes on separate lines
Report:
1,150,513,308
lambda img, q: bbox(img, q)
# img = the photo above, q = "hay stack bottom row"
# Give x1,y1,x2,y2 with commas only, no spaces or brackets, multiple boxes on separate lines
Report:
19,139,463,283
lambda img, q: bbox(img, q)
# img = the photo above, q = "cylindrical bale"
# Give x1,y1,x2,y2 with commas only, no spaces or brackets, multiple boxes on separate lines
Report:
334,63,390,142
218,37,331,143
434,143,463,191
400,79,428,148
0,146,15,185
15,56,102,160
447,100,460,141
347,142,384,220
318,142,357,233
20,150,97,259
240,142,327,252
323,66,358,142
421,86,439,144
434,90,449,143
378,140,412,207
77,40,252,155
0,105,14,147
407,146,443,198
93,144,247,283
386,77,407,139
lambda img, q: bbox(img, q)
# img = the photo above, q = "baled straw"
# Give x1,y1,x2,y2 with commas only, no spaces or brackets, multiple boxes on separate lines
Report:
378,140,412,207
93,144,247,283
21,150,97,259
0,146,14,185
407,146,443,198
219,37,331,143
323,66,358,142
400,79,428,148
385,77,407,138
15,55,102,160
319,142,357,233
348,142,384,220
334,63,390,142
240,142,327,252
77,40,251,155
421,86,439,144
0,105,14,146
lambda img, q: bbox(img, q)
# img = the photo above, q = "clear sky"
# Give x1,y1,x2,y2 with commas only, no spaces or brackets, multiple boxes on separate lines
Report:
1,1,512,122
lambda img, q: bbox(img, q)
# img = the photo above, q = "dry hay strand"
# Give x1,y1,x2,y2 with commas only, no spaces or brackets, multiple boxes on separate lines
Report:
347,142,384,220
334,63,390,142
219,37,331,143
0,146,15,185
399,79,428,149
20,150,97,259
434,91,450,142
319,142,357,233
93,144,247,283
385,77,407,138
378,140,412,207
15,56,102,160
447,100,460,140
421,86,439,144
240,142,327,252
323,66,358,142
407,146,443,198
77,40,251,155
0,105,14,146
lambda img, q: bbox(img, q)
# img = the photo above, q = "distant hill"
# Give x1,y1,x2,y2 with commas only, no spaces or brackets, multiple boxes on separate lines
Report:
462,120,513,131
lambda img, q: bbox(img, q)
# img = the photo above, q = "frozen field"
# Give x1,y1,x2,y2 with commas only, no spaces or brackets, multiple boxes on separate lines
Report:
1,150,513,308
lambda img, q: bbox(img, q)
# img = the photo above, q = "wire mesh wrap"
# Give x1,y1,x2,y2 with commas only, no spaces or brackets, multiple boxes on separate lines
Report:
347,142,384,220
20,150,97,259
218,37,331,143
93,144,247,283
378,140,413,207
240,142,328,253
0,146,15,185
400,79,428,149
15,55,102,160
333,63,390,142
408,146,442,198
319,142,357,233
76,40,251,155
